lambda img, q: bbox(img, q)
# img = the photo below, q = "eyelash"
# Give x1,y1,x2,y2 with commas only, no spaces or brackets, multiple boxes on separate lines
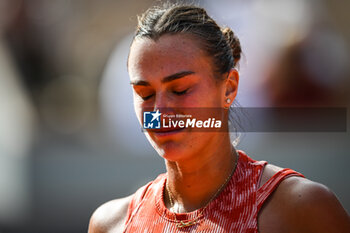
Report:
140,88,189,101
141,94,154,101
173,89,189,96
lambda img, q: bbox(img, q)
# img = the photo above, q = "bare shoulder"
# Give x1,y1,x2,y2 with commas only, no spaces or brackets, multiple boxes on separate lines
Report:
88,195,133,233
259,163,284,188
259,164,350,233
279,176,350,232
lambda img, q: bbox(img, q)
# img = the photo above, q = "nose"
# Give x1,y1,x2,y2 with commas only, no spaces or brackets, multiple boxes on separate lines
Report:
153,91,167,111
153,91,175,115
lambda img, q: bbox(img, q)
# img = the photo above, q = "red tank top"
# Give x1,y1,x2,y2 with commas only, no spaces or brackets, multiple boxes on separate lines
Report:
123,150,305,232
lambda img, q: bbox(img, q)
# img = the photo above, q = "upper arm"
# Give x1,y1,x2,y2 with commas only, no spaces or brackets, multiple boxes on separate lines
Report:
280,177,350,233
259,164,350,233
88,195,133,233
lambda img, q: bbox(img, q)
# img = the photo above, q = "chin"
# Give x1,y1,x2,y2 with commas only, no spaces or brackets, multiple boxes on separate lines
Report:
145,130,216,162
145,135,192,162
151,141,186,161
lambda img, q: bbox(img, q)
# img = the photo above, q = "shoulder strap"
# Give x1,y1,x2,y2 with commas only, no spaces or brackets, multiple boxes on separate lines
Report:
124,181,153,227
256,168,305,211
123,173,167,230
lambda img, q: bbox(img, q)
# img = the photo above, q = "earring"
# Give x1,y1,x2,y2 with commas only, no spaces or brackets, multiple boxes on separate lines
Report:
224,98,231,109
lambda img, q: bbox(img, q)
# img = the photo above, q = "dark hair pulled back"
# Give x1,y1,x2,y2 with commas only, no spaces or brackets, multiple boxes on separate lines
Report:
134,3,242,77
133,3,243,145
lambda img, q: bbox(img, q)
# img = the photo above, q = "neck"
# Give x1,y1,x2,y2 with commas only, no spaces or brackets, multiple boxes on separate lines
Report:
164,135,238,213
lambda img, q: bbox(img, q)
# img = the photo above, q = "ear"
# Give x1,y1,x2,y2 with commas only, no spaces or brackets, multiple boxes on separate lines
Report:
223,68,239,109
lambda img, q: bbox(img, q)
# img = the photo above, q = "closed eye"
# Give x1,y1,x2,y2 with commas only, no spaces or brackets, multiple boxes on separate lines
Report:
173,89,189,96
141,94,154,100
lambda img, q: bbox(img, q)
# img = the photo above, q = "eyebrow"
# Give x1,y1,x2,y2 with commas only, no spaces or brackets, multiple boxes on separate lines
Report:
130,71,195,86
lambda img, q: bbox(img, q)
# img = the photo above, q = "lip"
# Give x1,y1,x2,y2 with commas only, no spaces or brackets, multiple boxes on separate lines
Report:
150,127,186,137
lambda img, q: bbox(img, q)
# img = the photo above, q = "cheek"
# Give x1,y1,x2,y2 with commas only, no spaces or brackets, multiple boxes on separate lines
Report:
133,95,143,124
133,95,156,125
189,83,223,107
206,81,225,105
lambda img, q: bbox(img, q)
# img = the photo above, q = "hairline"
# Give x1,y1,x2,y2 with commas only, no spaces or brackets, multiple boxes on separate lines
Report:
128,32,227,81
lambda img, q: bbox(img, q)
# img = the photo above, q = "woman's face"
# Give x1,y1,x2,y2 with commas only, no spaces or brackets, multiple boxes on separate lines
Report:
128,34,233,161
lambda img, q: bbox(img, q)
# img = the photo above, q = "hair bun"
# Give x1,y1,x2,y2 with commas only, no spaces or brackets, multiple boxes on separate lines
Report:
221,27,242,66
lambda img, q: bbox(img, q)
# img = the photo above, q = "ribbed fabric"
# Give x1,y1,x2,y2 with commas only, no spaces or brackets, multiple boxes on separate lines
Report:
123,150,305,233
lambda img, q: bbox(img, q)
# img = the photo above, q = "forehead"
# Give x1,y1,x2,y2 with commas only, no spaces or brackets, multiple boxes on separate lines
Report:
128,34,213,79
